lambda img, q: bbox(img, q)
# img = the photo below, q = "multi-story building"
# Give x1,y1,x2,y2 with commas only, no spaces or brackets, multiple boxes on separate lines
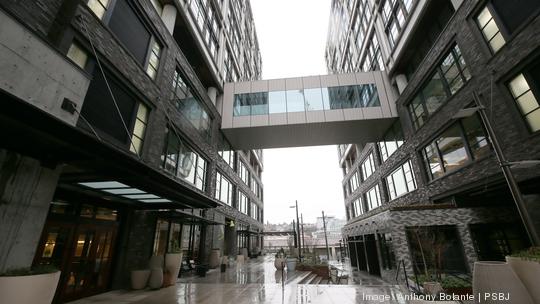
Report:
0,0,263,302
327,0,540,282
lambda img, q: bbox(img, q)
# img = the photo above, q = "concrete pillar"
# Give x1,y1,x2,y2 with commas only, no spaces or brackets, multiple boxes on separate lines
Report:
0,150,61,272
207,87,218,105
331,246,336,260
394,74,408,94
161,4,177,35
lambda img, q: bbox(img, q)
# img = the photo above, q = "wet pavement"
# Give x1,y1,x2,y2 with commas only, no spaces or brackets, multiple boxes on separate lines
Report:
69,256,457,304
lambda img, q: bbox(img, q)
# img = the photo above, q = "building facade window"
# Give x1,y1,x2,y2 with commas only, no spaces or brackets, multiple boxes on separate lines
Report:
352,198,363,217
385,160,416,200
422,116,489,180
238,191,248,214
218,133,235,168
171,69,212,140
408,44,471,130
239,161,249,185
87,0,110,19
215,172,233,205
361,152,376,180
250,202,259,220
365,184,382,211
508,73,540,132
66,42,89,69
348,171,360,194
378,120,404,162
129,103,149,155
188,0,220,60
150,0,163,16
161,128,207,191
381,0,415,49
476,6,505,53
146,40,161,80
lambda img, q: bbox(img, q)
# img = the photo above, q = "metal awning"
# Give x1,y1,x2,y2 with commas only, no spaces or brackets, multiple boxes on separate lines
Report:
0,89,218,210
158,210,223,225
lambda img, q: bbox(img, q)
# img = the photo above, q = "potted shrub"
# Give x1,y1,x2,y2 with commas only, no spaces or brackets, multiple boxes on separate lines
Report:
506,247,540,304
274,248,286,270
0,265,60,304
440,276,472,296
164,240,182,286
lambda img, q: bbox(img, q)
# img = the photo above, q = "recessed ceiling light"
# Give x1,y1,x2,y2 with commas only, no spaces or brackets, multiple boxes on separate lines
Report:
103,188,146,195
122,194,160,199
79,181,129,189
140,199,172,203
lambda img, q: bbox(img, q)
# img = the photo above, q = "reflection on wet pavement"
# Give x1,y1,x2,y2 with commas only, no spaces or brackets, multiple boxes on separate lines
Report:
69,256,455,304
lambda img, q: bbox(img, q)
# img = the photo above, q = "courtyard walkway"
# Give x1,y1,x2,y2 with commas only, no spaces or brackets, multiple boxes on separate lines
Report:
68,256,456,304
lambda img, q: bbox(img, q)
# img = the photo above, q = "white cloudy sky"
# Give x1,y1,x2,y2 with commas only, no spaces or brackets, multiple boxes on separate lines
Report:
250,0,345,224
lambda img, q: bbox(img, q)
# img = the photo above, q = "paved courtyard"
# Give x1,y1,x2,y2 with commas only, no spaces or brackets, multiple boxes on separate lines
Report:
68,256,455,304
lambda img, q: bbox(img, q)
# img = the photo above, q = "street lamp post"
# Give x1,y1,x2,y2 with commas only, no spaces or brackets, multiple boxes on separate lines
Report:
452,92,540,245
300,213,305,256
322,210,330,261
290,201,302,261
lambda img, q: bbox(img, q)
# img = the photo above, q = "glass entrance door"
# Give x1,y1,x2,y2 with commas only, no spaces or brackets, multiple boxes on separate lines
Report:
62,225,116,301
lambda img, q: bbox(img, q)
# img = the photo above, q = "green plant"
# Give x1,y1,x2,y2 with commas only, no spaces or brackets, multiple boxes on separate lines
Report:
168,239,181,253
510,246,540,262
0,265,58,277
440,276,472,289
275,247,286,259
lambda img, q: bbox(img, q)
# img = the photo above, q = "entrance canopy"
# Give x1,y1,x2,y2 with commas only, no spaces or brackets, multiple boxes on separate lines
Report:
221,71,398,149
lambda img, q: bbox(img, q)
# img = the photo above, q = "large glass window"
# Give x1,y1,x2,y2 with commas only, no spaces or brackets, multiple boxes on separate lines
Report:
218,134,235,168
408,45,471,129
233,84,380,116
172,69,212,140
422,116,489,180
348,171,360,194
381,0,414,49
187,0,220,60
286,90,306,112
161,128,207,191
239,161,249,185
365,184,382,211
361,152,376,180
215,172,233,205
352,198,363,217
386,160,416,200
129,103,149,155
87,0,110,20
508,73,540,132
378,121,404,162
238,191,249,214
146,40,161,80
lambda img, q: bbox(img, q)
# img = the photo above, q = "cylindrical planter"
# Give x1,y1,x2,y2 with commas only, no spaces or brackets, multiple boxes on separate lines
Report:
149,255,164,269
237,254,245,265
209,249,220,268
148,268,163,290
164,253,182,284
274,258,285,270
473,261,533,304
506,257,540,304
0,271,60,304
130,270,150,290
423,282,443,297
286,258,297,272
241,248,248,261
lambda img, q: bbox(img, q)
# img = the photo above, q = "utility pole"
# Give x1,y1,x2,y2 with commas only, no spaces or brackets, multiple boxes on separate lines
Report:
292,219,297,248
301,213,305,256
295,200,301,260
322,211,330,261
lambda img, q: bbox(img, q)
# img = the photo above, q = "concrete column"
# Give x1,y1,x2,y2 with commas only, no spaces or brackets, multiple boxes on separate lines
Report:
0,150,61,272
331,246,336,260
161,4,177,35
207,87,218,105
395,74,408,94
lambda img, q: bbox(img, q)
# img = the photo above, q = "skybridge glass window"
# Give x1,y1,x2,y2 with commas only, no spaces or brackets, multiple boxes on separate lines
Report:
233,84,380,116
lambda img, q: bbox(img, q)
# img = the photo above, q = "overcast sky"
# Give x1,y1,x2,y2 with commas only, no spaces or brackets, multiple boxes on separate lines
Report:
250,0,345,224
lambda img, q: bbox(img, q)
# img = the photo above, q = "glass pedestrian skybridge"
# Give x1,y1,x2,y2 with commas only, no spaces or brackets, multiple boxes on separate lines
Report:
221,71,398,149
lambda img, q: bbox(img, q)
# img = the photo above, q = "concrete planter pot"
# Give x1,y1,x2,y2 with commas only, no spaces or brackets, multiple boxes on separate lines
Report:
0,271,60,304
286,258,297,272
473,261,533,304
164,253,182,284
130,270,150,290
148,268,163,290
506,256,540,304
274,258,285,270
422,282,443,297
209,249,220,268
